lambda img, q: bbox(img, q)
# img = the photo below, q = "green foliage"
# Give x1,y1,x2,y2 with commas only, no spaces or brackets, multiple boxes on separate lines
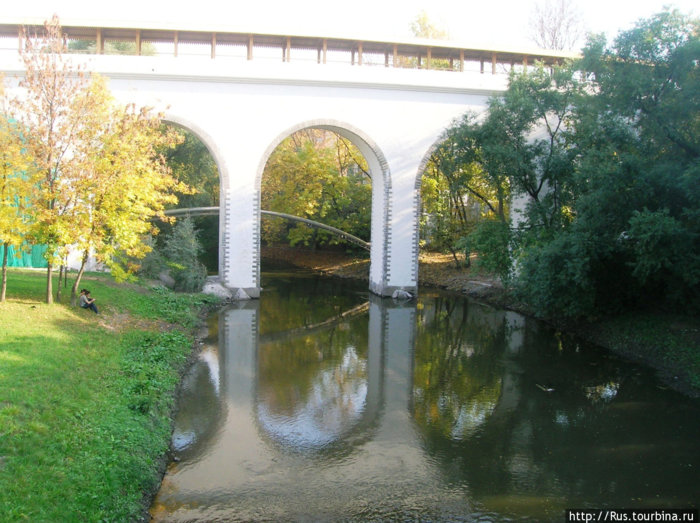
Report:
121,331,190,414
164,127,219,209
560,9,700,315
421,110,510,257
628,208,700,306
482,65,579,232
160,126,220,272
136,235,167,279
68,38,157,56
162,217,208,292
515,231,596,317
466,220,512,282
10,18,186,303
437,9,700,318
261,130,371,250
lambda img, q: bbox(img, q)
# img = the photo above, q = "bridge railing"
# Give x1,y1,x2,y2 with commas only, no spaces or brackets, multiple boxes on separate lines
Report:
0,22,578,76
164,207,371,251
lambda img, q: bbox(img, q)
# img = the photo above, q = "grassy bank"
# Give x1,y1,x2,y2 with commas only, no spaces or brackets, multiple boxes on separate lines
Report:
0,269,219,521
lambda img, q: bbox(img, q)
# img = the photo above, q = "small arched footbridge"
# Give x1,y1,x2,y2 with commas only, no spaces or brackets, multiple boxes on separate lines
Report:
164,207,371,251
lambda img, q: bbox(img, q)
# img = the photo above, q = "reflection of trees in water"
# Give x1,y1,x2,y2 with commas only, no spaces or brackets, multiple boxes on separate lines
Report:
259,273,368,335
258,322,367,414
412,296,505,440
410,302,700,511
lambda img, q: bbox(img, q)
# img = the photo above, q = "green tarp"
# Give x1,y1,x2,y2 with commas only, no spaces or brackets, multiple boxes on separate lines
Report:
0,244,48,268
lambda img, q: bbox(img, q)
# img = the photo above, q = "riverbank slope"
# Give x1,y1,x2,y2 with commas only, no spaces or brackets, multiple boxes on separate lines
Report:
262,245,700,397
0,269,219,522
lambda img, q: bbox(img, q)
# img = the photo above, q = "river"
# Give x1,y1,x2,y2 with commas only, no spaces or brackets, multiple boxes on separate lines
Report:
150,267,699,521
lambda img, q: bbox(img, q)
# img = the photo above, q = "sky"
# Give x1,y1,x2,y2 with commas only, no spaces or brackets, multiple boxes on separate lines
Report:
3,0,697,51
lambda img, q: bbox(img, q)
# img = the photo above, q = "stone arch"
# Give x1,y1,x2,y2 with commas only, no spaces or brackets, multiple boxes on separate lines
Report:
162,113,229,277
254,120,392,296
410,136,448,286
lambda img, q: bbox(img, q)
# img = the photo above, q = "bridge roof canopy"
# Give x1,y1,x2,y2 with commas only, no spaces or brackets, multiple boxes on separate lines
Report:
0,18,579,67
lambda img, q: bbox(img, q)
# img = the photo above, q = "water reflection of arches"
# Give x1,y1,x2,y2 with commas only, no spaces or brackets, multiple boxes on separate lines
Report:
154,278,700,521
165,284,526,474
169,342,228,463
153,278,532,520
251,295,384,457
215,291,422,457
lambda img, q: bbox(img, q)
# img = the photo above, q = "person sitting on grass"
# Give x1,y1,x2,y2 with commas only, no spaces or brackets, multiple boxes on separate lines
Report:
79,289,99,314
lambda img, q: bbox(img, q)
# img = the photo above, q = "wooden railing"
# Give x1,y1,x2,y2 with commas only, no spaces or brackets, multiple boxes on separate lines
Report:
0,22,578,74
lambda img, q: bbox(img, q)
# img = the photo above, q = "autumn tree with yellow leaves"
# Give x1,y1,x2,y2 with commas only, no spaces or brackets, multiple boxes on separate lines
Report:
11,16,186,303
0,77,38,302
68,77,185,303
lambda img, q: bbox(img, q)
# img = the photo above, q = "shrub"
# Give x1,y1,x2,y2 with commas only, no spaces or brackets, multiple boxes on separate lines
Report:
467,220,512,282
162,217,208,292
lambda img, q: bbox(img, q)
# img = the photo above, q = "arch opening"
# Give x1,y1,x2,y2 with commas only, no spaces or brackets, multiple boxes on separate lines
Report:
413,130,510,282
158,116,225,278
255,121,391,297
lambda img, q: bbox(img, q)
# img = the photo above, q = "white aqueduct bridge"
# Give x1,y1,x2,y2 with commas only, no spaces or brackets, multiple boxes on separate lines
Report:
0,21,575,298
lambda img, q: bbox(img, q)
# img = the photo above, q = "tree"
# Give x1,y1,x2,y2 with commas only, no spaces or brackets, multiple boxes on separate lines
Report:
432,113,511,224
15,16,189,304
566,10,700,312
411,11,449,40
161,127,220,272
529,0,584,51
431,64,579,282
421,130,505,266
161,217,208,292
406,12,452,70
515,10,699,316
16,16,105,303
261,130,371,250
488,67,580,242
67,78,186,302
0,78,37,302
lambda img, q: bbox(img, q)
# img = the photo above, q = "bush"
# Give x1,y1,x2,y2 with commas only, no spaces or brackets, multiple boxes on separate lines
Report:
515,232,596,318
467,220,512,282
628,208,700,309
162,217,208,292
138,235,167,279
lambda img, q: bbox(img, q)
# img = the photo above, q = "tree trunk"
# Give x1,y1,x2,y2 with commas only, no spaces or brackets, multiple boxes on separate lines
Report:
1,242,8,302
70,250,88,306
46,262,53,304
56,264,64,303
449,246,461,269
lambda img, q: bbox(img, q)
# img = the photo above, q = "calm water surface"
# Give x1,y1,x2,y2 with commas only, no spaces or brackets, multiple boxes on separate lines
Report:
151,269,699,522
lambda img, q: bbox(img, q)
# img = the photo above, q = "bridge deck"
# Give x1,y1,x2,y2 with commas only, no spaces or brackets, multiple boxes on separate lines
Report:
0,21,577,74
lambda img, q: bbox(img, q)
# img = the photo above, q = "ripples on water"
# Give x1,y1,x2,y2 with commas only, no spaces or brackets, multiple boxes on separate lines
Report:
151,270,700,522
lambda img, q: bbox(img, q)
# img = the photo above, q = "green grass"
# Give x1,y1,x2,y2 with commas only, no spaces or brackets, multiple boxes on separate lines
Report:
0,269,219,522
